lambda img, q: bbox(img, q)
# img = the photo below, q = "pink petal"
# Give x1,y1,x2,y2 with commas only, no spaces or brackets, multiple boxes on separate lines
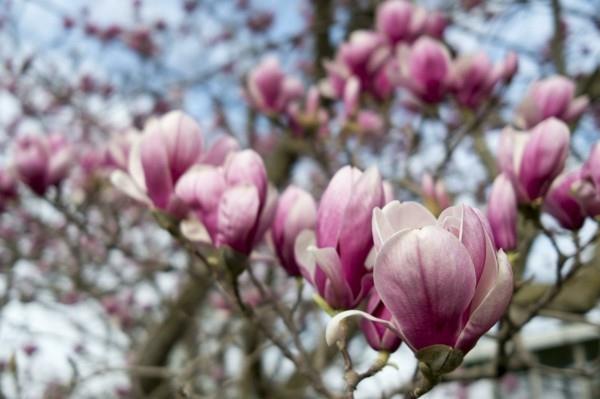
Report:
294,229,318,285
216,184,260,254
372,201,436,251
456,250,513,353
310,246,352,309
160,111,204,181
140,129,173,210
438,205,488,282
374,226,476,351
201,136,240,166
224,150,267,203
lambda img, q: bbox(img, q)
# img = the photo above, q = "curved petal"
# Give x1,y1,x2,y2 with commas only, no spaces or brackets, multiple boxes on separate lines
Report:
439,205,488,282
374,226,476,350
110,170,151,206
294,229,317,285
201,136,240,166
519,118,570,200
456,250,513,353
326,309,400,346
337,166,384,296
127,136,146,191
180,218,211,243
316,166,358,247
224,150,267,203
161,111,204,180
140,130,173,210
372,201,437,251
175,166,226,238
310,246,352,309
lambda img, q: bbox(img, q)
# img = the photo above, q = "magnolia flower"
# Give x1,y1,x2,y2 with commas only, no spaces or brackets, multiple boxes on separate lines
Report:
395,37,452,104
498,118,570,203
450,52,518,108
322,31,391,101
247,57,303,114
176,149,277,255
327,202,512,374
110,111,203,214
295,166,385,310
517,75,588,128
543,170,588,230
14,134,73,195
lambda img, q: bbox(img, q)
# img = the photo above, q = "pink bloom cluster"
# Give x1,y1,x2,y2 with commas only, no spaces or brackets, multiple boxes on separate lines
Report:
245,0,518,139
111,111,239,217
487,76,591,248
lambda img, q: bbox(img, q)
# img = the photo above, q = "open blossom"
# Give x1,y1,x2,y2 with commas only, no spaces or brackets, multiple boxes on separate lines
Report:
517,75,588,128
14,134,73,195
295,166,385,310
395,37,452,104
450,52,518,108
175,149,277,255
360,290,402,352
270,186,317,277
110,111,203,215
498,118,570,202
247,57,303,114
487,174,518,251
371,201,512,356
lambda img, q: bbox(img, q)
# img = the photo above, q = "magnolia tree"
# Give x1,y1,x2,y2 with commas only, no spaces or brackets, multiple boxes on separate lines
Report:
0,0,600,398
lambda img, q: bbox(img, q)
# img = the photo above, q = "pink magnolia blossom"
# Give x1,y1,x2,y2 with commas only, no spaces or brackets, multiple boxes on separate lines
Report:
322,31,391,101
498,118,570,202
543,170,588,230
370,201,512,354
295,166,385,310
450,52,517,108
110,111,204,215
247,57,304,114
517,75,588,128
14,134,73,195
395,37,452,104
175,149,277,255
